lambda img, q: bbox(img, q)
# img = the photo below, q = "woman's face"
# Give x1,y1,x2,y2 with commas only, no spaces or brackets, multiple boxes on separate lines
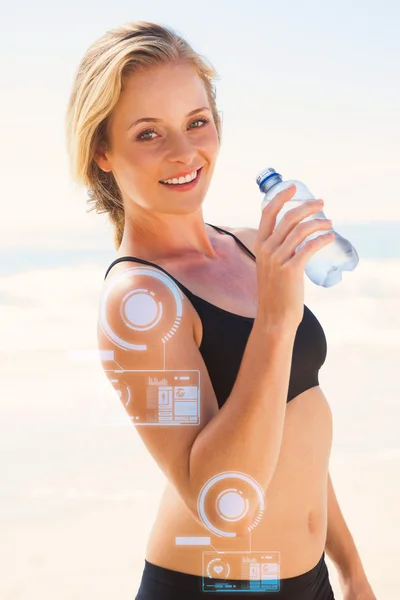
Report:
96,61,220,217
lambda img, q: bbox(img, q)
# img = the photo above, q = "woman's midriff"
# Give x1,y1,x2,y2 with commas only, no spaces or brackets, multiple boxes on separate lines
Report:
145,385,333,580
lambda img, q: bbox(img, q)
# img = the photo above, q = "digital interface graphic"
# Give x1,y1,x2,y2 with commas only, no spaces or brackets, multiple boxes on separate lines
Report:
98,368,200,426
94,265,202,426
202,551,280,593
197,472,266,537
172,471,279,592
99,265,186,352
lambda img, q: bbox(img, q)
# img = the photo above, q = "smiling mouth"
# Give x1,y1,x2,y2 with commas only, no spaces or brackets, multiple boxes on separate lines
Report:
159,167,203,186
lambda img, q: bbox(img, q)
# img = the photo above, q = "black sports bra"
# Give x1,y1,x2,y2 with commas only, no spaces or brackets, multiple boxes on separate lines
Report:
104,223,327,406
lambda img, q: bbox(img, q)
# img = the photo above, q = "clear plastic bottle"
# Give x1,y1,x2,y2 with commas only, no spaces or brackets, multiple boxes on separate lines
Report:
256,168,359,287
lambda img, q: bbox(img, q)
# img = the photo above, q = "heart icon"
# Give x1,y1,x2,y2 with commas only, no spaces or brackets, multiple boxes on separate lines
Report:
214,566,223,574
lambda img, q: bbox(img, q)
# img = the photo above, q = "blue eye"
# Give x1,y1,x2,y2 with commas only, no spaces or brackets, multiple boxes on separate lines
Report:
136,117,210,141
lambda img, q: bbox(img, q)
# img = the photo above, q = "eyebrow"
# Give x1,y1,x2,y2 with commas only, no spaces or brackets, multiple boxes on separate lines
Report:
127,107,211,131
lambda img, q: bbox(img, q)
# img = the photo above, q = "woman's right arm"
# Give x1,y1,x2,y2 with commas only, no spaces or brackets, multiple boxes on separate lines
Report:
189,187,334,533
97,186,334,535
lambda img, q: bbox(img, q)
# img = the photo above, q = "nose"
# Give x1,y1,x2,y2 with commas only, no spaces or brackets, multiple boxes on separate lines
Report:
166,132,198,165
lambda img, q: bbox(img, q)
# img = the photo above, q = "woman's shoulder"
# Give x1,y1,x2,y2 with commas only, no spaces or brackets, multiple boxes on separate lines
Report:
215,224,258,255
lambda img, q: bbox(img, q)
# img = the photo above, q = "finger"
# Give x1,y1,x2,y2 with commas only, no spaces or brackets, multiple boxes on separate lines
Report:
275,218,332,263
289,231,335,269
257,185,298,244
262,199,324,255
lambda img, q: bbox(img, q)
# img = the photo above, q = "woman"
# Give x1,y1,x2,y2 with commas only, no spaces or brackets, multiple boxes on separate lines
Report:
65,21,338,599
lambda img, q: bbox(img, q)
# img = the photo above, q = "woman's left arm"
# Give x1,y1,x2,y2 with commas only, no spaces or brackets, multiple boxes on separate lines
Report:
325,471,377,599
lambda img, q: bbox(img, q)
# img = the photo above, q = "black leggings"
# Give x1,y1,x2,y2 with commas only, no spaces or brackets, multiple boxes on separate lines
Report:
135,552,335,599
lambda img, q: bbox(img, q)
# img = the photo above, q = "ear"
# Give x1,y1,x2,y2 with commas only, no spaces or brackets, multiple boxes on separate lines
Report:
93,142,113,173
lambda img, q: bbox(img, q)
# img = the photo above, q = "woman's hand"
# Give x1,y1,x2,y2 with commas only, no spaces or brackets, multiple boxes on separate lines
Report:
254,185,334,331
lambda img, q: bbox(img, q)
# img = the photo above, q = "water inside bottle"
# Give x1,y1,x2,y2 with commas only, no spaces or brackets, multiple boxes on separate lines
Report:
262,183,359,287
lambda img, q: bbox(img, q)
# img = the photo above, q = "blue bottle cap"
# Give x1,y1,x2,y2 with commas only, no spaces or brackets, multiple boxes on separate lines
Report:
256,168,282,190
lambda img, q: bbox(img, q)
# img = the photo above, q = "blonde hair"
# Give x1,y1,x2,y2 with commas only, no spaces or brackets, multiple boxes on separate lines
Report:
65,21,222,250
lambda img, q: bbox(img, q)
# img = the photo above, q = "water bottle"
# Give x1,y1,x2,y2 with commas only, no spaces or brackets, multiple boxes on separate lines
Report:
256,168,359,287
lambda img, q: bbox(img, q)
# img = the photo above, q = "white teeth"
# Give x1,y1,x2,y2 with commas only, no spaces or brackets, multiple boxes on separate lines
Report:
161,170,198,185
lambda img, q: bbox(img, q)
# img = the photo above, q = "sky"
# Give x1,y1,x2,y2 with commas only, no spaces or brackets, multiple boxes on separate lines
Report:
1,0,399,252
